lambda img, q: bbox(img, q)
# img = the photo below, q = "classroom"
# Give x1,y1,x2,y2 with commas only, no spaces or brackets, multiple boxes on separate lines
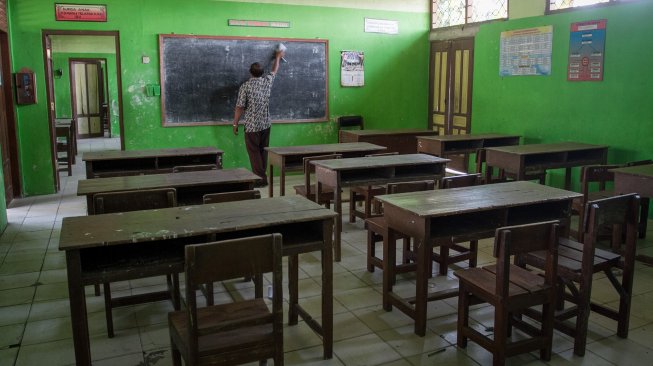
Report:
0,0,652,365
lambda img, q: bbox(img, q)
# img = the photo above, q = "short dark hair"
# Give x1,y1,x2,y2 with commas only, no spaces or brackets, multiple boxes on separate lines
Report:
250,62,263,77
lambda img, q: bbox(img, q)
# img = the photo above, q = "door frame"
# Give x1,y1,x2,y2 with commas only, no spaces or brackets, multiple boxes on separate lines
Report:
0,31,21,200
41,29,125,191
69,58,107,138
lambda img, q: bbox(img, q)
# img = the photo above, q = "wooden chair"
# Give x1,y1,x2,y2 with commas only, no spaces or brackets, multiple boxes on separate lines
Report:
349,152,399,223
455,221,560,366
93,188,179,338
169,234,284,366
522,194,640,356
56,125,72,176
432,173,481,275
293,154,341,208
201,189,262,305
571,164,621,242
203,190,260,204
172,164,219,173
625,159,651,238
365,180,435,284
337,115,363,142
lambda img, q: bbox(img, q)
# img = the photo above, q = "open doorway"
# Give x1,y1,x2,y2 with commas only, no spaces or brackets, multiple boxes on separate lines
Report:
70,58,107,138
42,30,125,191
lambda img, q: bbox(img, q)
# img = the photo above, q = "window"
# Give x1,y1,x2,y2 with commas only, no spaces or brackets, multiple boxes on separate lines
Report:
548,0,630,11
432,0,508,29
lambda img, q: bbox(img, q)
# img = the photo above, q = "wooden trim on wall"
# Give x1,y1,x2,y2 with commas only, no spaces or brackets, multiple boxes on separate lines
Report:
0,32,21,198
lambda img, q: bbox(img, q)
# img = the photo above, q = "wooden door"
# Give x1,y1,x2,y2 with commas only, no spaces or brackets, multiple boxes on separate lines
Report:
71,60,103,138
429,38,475,170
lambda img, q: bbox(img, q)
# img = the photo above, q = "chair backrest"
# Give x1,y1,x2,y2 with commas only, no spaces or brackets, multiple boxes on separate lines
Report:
582,193,640,242
625,159,653,167
184,234,283,357
580,164,621,196
387,180,435,194
337,115,364,130
203,190,261,204
494,221,560,298
303,154,341,194
172,164,218,173
440,173,481,189
93,188,176,214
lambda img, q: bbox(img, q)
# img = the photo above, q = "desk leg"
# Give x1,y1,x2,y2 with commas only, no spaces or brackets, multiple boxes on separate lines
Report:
414,237,429,336
280,159,286,196
268,164,274,197
564,167,572,190
66,251,91,365
334,181,342,262
288,254,299,325
322,219,334,359
485,165,493,185
382,228,397,311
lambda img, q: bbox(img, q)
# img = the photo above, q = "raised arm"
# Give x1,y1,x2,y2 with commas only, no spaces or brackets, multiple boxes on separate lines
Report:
271,50,284,74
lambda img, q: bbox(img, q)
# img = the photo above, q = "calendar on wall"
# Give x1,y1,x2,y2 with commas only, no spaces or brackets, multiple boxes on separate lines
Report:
499,26,553,77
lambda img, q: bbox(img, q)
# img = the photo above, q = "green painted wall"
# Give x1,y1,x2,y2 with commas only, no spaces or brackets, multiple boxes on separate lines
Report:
52,52,121,136
472,1,653,189
8,0,430,195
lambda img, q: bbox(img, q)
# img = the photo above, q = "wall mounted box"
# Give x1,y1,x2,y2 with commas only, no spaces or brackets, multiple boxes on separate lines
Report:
15,71,37,104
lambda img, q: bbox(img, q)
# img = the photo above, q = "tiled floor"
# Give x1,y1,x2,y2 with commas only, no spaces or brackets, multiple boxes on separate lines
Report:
1,138,653,365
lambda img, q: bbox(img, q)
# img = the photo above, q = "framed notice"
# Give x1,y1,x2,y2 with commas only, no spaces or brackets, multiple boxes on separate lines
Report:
55,4,107,22
500,26,553,76
341,51,364,87
568,19,606,81
364,18,399,35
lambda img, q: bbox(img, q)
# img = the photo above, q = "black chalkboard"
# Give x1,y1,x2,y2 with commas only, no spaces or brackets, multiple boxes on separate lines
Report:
159,35,328,126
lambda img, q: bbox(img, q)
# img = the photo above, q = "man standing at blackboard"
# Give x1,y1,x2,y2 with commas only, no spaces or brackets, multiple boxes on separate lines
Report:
232,49,285,187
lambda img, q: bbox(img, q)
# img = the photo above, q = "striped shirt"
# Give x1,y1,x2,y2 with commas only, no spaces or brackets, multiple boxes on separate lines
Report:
236,73,276,133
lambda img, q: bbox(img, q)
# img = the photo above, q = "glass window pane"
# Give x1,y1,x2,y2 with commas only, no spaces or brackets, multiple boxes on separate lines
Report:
550,0,611,11
432,0,466,28
468,0,508,23
432,0,507,29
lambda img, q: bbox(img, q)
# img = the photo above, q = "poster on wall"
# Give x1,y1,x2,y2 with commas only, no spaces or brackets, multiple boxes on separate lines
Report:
341,51,364,87
499,26,553,76
568,19,606,81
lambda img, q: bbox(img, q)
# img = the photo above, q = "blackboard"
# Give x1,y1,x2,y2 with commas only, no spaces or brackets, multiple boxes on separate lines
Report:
159,34,328,126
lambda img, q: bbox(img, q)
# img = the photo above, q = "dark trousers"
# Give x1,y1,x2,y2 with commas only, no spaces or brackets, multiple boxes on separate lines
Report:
245,127,270,182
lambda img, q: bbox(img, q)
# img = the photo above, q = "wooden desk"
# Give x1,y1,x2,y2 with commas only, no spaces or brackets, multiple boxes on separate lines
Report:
312,153,449,261
484,142,608,189
60,196,335,365
376,181,580,336
612,164,652,246
417,133,520,173
83,147,223,179
265,142,386,197
339,129,438,154
78,168,259,214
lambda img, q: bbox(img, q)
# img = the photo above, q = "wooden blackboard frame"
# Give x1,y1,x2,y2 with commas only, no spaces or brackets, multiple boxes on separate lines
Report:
159,34,329,127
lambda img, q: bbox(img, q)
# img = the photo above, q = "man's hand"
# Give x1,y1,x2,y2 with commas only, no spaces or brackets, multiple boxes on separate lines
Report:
232,123,238,136
275,50,285,60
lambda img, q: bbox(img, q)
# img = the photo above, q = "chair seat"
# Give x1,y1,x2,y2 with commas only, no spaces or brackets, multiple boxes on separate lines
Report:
169,298,274,356
526,237,621,275
455,264,550,303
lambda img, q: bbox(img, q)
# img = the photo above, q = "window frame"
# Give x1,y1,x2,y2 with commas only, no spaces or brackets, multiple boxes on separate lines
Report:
545,0,633,14
430,0,509,30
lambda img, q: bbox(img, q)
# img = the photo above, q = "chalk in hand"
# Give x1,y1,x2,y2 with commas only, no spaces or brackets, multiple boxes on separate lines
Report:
276,43,288,63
